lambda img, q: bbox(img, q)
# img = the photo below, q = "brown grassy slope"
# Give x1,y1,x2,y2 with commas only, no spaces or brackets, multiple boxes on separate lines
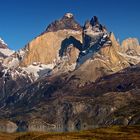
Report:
0,133,19,140
14,125,140,140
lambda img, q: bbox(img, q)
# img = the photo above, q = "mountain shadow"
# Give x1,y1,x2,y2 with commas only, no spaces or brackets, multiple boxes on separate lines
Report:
59,36,82,57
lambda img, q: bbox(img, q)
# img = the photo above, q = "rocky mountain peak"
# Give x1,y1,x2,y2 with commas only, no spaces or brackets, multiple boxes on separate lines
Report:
46,13,82,32
82,16,109,52
109,32,120,51
84,16,106,32
0,37,8,49
0,38,14,60
90,16,100,26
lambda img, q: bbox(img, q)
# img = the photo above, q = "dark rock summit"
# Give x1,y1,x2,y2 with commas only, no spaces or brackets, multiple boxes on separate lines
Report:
90,16,100,26
46,13,82,32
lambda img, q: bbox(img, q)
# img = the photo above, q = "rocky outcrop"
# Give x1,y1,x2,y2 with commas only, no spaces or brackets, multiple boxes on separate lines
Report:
0,120,17,133
28,119,56,132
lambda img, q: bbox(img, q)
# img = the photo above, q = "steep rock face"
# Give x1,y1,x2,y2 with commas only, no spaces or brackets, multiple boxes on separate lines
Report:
98,33,128,71
110,32,120,51
21,30,82,67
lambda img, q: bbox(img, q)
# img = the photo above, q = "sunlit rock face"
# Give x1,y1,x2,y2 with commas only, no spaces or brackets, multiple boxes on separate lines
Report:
21,30,82,66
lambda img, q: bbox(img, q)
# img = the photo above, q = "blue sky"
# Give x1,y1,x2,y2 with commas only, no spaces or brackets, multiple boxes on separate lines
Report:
0,0,140,50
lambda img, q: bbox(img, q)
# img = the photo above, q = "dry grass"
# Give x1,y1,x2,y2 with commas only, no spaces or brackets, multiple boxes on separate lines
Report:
0,132,19,140
0,125,140,140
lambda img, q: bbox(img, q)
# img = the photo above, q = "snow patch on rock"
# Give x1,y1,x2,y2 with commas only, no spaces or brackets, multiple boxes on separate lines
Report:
0,38,7,46
65,13,73,18
0,48,14,57
23,63,55,79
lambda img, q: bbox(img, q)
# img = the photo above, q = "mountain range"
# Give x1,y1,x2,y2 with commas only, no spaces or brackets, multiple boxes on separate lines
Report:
0,13,140,133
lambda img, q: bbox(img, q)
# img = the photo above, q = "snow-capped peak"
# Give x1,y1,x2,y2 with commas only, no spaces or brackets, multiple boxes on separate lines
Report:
64,13,73,18
0,37,14,58
0,37,7,46
0,48,14,57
